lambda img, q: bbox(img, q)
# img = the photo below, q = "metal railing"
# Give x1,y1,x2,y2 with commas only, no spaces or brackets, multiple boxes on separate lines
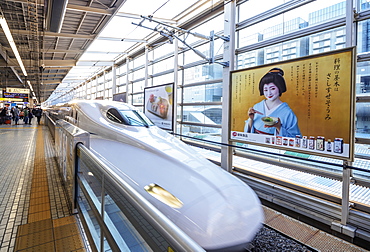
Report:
76,143,205,252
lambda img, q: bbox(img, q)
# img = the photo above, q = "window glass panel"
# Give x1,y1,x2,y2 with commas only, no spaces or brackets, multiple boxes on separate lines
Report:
183,83,222,103
184,64,223,84
356,61,370,95
153,56,174,73
132,93,144,105
238,0,345,48
184,15,224,45
133,68,145,81
133,54,145,68
356,103,370,139
238,0,284,21
360,0,370,11
118,85,126,94
153,43,175,59
132,80,144,93
153,73,173,86
180,123,222,137
237,27,344,68
357,20,370,54
182,105,222,125
183,40,223,65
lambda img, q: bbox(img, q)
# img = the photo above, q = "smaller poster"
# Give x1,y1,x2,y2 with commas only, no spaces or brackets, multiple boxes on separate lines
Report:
144,83,174,130
113,92,127,102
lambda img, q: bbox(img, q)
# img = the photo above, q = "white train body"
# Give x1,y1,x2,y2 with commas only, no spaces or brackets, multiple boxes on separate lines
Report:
50,100,264,251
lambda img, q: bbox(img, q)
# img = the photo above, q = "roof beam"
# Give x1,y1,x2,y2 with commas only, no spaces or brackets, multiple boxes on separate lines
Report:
115,12,177,24
44,66,72,70
5,0,44,4
97,37,147,43
76,60,114,66
43,80,63,85
10,66,23,83
66,4,114,15
41,49,84,54
10,29,95,39
43,60,76,67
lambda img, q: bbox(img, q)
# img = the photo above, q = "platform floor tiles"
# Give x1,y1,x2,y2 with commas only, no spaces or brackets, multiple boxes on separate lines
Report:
0,122,87,252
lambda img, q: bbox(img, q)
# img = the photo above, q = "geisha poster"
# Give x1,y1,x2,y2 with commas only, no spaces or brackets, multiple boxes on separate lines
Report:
144,83,174,130
230,47,355,161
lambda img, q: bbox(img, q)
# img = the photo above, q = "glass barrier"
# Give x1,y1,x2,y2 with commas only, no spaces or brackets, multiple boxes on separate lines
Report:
75,143,205,252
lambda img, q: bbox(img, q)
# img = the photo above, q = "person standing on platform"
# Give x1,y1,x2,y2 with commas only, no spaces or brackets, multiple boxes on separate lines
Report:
27,107,33,125
0,106,7,124
10,107,15,122
13,106,20,125
34,107,42,125
23,107,29,124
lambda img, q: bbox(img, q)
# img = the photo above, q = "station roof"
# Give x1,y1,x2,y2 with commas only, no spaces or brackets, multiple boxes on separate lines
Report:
0,0,220,103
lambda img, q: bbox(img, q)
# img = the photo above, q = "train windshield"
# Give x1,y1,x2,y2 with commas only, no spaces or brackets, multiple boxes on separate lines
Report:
107,108,154,127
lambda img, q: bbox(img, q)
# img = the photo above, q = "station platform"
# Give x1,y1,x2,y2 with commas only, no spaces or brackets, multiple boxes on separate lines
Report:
0,120,368,252
0,121,87,251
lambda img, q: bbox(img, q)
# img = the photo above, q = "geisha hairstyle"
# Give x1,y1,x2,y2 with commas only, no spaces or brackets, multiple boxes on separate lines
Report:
258,67,287,96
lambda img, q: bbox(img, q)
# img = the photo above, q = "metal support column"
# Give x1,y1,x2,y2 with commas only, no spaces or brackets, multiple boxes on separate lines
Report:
112,64,117,96
126,58,130,104
340,0,356,225
221,0,236,172
95,77,99,100
173,37,179,133
103,71,106,100
145,46,149,88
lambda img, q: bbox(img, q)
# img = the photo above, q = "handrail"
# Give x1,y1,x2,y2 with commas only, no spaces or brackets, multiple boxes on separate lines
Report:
76,143,205,252
172,132,370,174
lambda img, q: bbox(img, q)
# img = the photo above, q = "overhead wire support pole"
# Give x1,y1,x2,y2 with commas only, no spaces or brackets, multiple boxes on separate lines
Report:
141,15,210,40
135,16,229,67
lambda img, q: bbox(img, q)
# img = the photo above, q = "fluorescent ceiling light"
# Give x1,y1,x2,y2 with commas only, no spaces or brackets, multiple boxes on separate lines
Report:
0,16,28,76
27,80,34,92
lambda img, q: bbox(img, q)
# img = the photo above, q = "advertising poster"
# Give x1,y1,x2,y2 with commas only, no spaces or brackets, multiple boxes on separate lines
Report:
144,83,174,130
113,92,127,102
230,47,355,161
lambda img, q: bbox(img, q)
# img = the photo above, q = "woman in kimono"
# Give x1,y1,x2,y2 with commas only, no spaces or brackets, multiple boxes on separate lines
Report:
244,68,301,137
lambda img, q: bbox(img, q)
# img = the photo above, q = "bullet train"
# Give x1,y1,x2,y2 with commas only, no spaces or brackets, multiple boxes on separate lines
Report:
49,99,264,252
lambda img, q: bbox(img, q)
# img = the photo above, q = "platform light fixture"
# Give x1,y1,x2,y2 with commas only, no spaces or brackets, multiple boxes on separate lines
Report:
27,80,34,92
0,16,28,77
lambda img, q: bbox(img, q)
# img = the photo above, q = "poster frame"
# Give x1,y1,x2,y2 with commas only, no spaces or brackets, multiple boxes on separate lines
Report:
229,47,356,161
144,83,175,131
113,92,127,103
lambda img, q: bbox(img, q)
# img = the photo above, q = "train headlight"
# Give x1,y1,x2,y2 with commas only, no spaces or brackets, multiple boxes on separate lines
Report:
144,183,183,209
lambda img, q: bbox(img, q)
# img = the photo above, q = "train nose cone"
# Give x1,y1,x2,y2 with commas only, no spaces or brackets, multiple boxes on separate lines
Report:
174,183,264,251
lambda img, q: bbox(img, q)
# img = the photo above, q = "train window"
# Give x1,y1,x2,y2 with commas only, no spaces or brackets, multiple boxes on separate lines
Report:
107,108,154,127
107,108,125,124
119,110,154,127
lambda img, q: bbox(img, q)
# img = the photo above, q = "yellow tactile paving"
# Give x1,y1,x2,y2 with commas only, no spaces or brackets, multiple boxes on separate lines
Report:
53,216,77,228
16,219,53,236
14,127,86,251
15,229,54,250
28,202,51,214
28,211,52,223
55,235,86,252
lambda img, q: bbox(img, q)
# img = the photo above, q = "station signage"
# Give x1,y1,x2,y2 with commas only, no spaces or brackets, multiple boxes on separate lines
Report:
2,88,29,102
6,88,29,94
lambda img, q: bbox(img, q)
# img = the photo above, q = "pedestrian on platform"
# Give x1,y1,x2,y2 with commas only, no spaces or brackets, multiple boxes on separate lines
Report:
0,106,6,124
13,106,20,125
27,107,33,125
23,107,29,124
33,106,42,125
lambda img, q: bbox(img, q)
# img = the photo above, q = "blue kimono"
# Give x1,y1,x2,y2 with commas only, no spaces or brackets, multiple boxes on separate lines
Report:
244,100,301,137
